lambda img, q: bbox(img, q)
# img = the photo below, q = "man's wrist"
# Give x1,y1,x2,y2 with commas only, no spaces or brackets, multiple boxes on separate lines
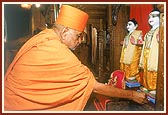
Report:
128,90,134,100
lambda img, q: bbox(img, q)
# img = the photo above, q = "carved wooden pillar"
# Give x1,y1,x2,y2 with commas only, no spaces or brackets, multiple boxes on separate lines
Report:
107,5,113,72
108,5,128,72
156,12,164,111
98,19,104,82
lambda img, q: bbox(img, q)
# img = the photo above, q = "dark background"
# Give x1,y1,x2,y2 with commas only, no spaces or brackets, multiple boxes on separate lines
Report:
4,4,31,41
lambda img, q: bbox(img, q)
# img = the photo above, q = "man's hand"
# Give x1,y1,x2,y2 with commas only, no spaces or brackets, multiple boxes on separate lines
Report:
93,81,148,105
131,91,148,104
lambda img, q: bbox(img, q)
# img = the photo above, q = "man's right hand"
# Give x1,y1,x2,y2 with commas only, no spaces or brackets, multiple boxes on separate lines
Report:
131,91,148,104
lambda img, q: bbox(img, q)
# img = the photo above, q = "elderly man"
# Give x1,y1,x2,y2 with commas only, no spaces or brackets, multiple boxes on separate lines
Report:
4,5,146,111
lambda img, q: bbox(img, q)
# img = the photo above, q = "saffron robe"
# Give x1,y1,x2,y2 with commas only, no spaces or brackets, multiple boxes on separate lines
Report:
4,29,96,111
139,28,159,90
120,30,142,81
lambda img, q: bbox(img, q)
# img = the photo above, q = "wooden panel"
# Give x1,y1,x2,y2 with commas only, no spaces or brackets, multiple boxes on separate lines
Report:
109,5,129,72
156,12,164,111
69,4,107,28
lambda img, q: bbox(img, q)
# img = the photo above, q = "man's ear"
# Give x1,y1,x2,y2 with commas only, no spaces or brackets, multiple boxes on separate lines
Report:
61,27,69,40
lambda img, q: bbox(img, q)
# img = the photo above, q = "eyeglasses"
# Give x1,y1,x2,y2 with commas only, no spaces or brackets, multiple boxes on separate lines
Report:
76,32,84,41
65,27,84,41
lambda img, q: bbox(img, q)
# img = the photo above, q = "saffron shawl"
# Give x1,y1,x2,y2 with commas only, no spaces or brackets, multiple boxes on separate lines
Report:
4,29,96,111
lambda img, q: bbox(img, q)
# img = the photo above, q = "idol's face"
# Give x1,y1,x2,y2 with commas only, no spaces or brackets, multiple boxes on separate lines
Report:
126,21,137,32
148,11,160,27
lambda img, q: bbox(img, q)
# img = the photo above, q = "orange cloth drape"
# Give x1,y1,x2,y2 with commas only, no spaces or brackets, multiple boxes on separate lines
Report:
4,29,96,111
130,4,153,39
